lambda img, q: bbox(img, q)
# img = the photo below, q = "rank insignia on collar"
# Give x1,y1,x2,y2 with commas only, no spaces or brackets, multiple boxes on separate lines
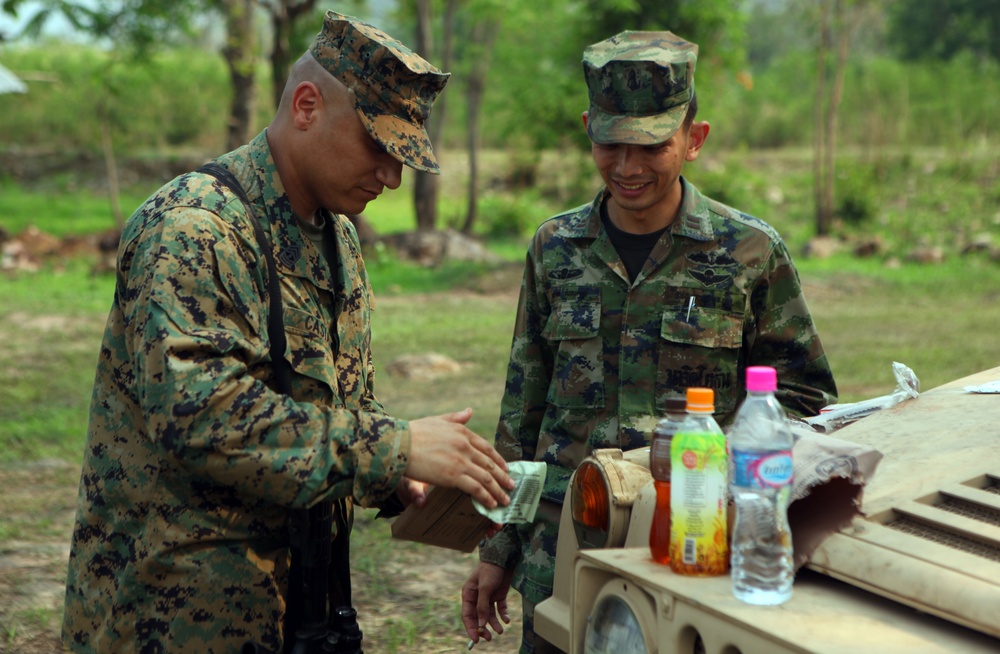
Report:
278,244,301,268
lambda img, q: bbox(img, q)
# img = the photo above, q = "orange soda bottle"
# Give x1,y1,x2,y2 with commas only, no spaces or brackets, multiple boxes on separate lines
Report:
649,397,688,564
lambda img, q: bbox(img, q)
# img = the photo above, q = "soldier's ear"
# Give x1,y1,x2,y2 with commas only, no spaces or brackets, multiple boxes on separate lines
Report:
685,121,710,162
291,81,323,130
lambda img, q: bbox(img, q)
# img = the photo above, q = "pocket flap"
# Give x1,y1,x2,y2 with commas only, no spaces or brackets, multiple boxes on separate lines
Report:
281,306,336,387
543,286,601,341
661,292,743,349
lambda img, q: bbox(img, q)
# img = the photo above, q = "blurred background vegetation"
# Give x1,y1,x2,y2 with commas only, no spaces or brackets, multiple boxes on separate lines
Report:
1,0,998,451
1,0,998,251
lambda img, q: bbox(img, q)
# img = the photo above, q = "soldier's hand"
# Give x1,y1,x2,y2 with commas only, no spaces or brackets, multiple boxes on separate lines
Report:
462,562,514,643
395,478,429,508
406,408,514,509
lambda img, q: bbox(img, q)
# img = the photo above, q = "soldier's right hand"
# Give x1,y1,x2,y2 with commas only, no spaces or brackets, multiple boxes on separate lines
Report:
406,407,514,509
462,562,514,644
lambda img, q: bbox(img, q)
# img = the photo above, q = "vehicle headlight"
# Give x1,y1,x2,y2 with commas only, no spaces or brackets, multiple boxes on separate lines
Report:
571,449,651,549
583,583,653,654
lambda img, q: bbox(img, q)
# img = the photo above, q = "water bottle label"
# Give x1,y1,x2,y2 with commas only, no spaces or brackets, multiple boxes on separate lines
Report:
732,448,793,488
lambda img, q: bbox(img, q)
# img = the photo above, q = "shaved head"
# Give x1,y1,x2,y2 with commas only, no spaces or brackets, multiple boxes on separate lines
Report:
276,52,353,119
266,50,401,221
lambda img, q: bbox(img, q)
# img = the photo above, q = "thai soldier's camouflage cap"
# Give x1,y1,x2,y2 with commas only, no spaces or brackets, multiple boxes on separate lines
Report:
583,30,697,145
310,11,450,174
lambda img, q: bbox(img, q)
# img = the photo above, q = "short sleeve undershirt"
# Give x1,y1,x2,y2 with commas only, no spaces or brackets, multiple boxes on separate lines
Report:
600,201,669,282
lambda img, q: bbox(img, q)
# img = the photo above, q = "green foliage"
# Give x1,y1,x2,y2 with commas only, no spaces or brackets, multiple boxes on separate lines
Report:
834,164,879,227
577,0,748,71
288,5,348,56
477,0,748,154
837,53,1000,146
473,189,550,238
0,44,231,152
2,0,203,54
477,0,586,151
745,0,815,69
683,157,756,210
888,0,1000,63
709,48,816,149
3,4,1000,157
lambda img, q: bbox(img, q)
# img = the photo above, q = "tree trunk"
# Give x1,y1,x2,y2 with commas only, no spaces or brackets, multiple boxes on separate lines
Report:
461,21,499,235
412,0,457,232
100,109,124,230
824,0,850,235
221,0,258,150
267,0,318,112
461,86,481,234
269,1,290,112
813,1,833,236
813,0,864,237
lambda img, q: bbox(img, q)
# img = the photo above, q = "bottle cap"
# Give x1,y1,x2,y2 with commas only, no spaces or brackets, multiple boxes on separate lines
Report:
664,397,687,414
685,387,714,412
746,366,777,392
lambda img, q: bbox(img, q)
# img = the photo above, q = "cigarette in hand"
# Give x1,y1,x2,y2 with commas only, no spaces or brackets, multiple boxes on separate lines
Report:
468,626,488,649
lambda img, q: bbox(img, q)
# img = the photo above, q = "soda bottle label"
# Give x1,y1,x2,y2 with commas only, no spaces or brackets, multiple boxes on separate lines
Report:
732,448,793,488
670,430,729,575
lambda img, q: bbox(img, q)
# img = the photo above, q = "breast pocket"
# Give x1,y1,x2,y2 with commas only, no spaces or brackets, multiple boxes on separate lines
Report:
657,289,744,416
280,305,339,403
543,285,604,409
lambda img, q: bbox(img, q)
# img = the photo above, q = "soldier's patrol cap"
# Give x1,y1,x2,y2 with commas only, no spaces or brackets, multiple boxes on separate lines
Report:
310,11,450,174
582,30,697,145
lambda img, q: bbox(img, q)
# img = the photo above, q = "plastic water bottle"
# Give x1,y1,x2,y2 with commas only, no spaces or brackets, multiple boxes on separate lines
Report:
729,366,795,604
649,397,687,565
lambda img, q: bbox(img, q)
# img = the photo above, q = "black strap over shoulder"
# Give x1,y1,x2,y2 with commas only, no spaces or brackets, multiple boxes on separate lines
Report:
197,162,294,396
196,163,358,653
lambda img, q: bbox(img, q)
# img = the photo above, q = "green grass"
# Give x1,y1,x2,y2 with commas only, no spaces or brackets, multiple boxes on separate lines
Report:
797,254,1000,401
0,178,152,237
0,259,114,463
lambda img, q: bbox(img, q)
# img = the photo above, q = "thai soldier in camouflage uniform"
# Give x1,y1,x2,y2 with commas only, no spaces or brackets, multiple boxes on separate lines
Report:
462,30,837,653
62,12,514,654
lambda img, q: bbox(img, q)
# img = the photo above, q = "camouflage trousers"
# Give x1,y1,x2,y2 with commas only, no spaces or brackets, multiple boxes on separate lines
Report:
519,596,562,654
513,500,562,654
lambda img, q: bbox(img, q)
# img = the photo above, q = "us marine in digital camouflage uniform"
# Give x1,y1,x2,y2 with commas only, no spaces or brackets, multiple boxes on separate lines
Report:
62,11,514,654
462,30,837,653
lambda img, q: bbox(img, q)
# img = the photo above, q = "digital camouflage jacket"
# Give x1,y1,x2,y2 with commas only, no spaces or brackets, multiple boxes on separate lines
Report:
62,130,410,653
480,179,837,607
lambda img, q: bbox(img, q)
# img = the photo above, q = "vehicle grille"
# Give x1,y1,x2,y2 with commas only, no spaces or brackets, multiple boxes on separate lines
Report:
885,474,1000,562
887,517,1000,562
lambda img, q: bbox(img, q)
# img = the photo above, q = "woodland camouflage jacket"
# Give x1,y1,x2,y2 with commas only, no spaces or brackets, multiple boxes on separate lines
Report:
62,130,410,653
480,179,837,605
